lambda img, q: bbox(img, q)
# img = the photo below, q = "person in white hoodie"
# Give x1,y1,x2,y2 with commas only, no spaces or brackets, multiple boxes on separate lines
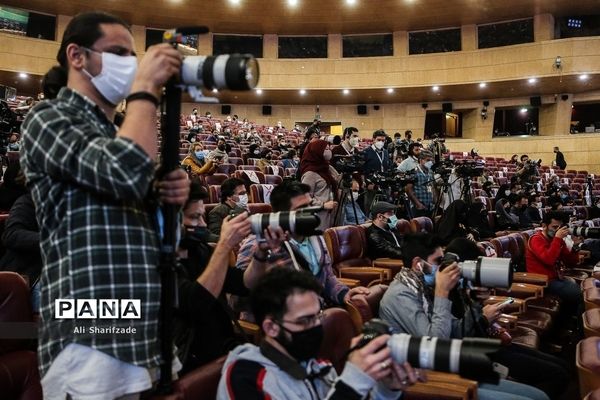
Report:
217,268,422,399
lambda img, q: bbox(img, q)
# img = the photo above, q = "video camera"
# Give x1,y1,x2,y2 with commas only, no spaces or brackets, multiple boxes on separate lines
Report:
439,252,513,288
355,319,501,384
366,170,415,191
454,160,485,178
333,153,366,174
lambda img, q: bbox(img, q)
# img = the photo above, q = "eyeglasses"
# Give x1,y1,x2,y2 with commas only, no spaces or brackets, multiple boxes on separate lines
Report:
279,309,324,329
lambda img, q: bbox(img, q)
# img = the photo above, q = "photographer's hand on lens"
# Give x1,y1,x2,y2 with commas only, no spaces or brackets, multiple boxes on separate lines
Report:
435,263,461,298
158,169,190,205
257,226,287,252
555,226,570,239
132,43,183,98
572,235,584,245
382,362,423,391
482,303,502,323
218,212,252,250
323,200,338,210
348,334,393,381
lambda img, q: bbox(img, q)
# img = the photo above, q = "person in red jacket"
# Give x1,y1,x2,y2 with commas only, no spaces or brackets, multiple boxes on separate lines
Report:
526,211,583,326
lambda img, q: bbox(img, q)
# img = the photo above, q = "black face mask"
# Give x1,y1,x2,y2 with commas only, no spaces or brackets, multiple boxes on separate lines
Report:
218,144,226,151
180,225,210,249
276,324,324,362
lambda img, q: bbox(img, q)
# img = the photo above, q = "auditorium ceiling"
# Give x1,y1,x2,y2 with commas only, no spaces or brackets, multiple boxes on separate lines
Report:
4,70,598,105
10,0,600,34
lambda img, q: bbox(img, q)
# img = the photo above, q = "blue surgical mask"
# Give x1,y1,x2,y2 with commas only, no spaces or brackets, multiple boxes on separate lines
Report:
547,229,556,238
387,215,398,229
195,151,205,159
423,263,438,287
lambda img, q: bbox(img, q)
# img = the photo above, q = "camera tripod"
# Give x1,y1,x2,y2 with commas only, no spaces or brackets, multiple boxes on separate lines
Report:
431,173,455,222
334,174,362,225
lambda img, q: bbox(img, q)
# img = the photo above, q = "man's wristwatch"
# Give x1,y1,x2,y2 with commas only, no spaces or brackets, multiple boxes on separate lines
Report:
253,250,271,262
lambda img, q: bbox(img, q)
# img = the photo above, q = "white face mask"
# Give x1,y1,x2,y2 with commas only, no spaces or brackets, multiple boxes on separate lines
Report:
236,194,248,209
351,191,359,201
349,137,359,147
83,49,137,106
323,149,332,161
374,141,385,150
424,160,433,170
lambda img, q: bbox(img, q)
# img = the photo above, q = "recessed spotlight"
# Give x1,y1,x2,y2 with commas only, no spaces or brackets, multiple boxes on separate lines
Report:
18,72,27,79
579,74,589,81
256,89,263,95
346,0,357,5
343,89,350,95
228,0,241,5
479,82,487,88
432,85,439,92
520,108,528,113
528,78,537,84
299,89,306,95
212,88,218,93
387,88,394,94
288,0,299,7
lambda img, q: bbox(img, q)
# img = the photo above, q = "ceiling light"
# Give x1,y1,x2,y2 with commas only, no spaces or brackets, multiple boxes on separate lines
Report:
18,72,27,79
520,108,528,113
343,89,350,95
212,88,219,93
579,74,589,81
228,0,241,5
288,0,299,7
432,85,439,92
528,78,537,84
346,0,357,5
568,18,582,29
479,82,487,88
256,89,263,95
387,88,394,94
299,89,306,95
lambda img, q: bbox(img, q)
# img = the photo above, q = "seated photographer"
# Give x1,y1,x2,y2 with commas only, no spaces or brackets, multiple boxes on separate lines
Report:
436,200,477,245
379,235,563,400
511,194,536,229
495,198,520,231
281,149,299,169
174,181,280,372
218,268,420,399
181,143,216,177
208,178,248,238
526,193,543,224
363,129,392,175
397,142,421,172
526,211,584,328
236,180,369,306
557,186,574,206
343,179,367,225
366,202,403,260
405,150,435,218
333,126,360,158
208,138,230,164
300,139,339,231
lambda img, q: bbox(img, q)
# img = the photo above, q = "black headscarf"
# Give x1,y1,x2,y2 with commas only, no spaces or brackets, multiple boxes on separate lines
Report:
436,200,469,245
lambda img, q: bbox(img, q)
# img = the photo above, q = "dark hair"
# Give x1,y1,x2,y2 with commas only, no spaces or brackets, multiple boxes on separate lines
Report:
53,12,130,88
446,237,482,262
550,202,563,211
286,149,297,159
408,142,421,154
220,177,244,203
185,178,208,209
305,126,319,140
394,132,401,138
270,180,310,212
343,127,358,140
41,66,68,100
542,210,567,225
260,148,272,159
405,130,412,136
248,143,259,155
250,268,322,326
372,129,386,139
520,154,529,161
401,233,442,268
332,135,342,145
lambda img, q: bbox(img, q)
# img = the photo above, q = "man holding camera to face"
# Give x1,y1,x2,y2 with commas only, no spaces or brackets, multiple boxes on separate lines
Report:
21,12,191,399
379,235,565,400
218,268,421,399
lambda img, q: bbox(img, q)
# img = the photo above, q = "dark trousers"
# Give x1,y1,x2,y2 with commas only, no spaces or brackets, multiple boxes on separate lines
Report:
491,344,569,399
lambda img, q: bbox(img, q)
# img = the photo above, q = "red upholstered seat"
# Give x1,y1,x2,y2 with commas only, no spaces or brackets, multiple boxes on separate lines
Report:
577,337,600,397
318,308,357,374
410,217,433,233
204,173,228,186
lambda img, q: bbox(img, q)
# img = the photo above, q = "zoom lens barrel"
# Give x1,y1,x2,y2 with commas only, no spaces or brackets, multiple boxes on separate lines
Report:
180,54,259,90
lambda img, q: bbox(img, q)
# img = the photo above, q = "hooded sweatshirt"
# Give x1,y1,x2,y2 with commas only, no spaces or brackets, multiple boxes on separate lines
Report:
217,342,401,400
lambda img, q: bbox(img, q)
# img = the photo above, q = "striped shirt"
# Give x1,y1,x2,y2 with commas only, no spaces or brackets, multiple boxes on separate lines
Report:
20,87,162,377
412,166,434,209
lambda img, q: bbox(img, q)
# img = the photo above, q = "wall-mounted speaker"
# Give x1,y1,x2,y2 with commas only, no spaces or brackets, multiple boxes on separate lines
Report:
422,103,428,109
262,105,272,115
373,105,380,111
221,105,231,115
530,96,542,107
357,105,367,115
442,102,453,113
483,100,490,107
561,94,569,101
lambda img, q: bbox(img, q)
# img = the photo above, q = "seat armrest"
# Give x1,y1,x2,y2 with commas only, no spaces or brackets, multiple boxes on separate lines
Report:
513,272,548,287
238,320,261,344
372,258,404,275
339,267,392,287
483,296,525,313
337,277,362,289
495,283,543,299
496,314,518,329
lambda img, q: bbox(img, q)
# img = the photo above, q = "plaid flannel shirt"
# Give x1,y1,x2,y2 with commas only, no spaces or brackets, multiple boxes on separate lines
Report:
412,166,434,209
20,88,161,377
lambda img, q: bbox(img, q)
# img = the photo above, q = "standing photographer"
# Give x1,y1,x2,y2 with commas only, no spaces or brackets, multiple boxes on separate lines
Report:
332,126,360,159
20,12,190,398
405,150,435,218
397,142,422,173
363,130,392,175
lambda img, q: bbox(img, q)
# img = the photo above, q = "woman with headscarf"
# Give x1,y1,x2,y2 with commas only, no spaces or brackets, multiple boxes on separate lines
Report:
181,143,216,177
436,200,474,245
256,148,274,174
495,198,520,230
466,201,495,240
494,183,511,203
300,139,339,231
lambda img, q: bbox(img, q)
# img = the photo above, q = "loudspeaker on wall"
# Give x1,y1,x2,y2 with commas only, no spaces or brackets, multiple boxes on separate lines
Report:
530,96,542,107
442,103,453,113
262,105,272,115
221,105,231,115
357,105,367,115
